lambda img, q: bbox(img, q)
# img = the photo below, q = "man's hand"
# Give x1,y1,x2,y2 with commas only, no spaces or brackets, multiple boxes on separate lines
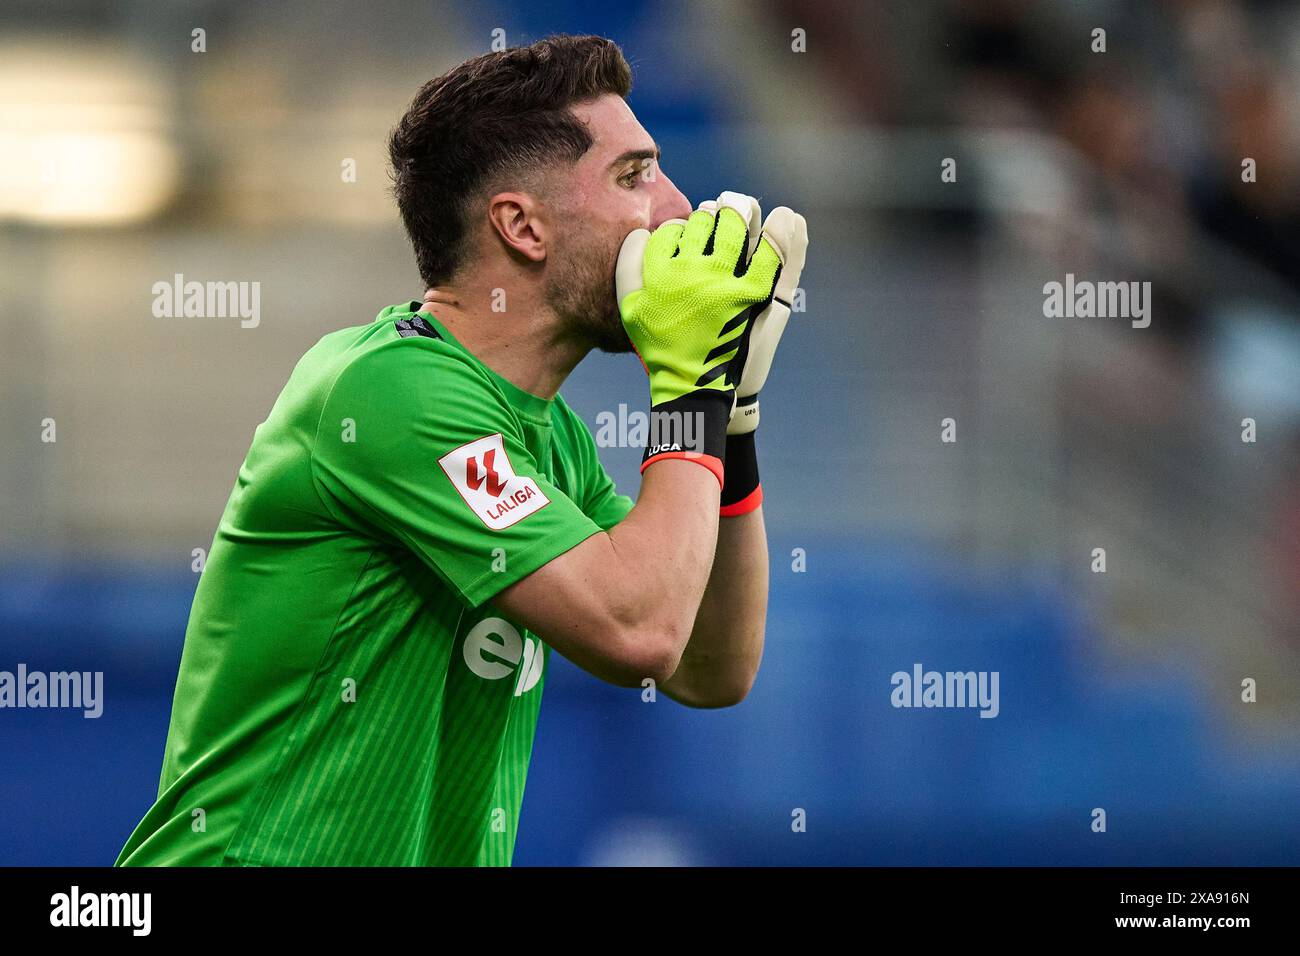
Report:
616,203,780,410
726,205,807,434
693,193,809,436
616,198,803,487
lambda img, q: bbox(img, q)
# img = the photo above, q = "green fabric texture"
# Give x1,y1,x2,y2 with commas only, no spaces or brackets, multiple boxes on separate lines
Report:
115,302,632,866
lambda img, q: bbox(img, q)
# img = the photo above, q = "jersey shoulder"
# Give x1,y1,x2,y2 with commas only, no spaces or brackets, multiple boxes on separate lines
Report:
322,310,503,421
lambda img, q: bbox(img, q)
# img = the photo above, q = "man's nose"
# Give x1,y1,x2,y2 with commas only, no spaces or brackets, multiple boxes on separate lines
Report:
649,173,692,228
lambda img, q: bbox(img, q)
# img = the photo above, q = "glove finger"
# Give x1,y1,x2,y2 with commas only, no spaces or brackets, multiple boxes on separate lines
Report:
677,207,719,257
738,299,790,397
760,207,808,303
615,228,652,306
642,218,689,272
741,233,783,301
715,191,762,264
710,206,752,275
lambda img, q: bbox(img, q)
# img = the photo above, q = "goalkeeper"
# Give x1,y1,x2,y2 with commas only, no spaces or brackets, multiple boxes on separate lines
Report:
116,34,808,867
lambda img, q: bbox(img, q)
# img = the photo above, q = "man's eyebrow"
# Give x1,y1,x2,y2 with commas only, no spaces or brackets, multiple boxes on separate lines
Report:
609,145,661,168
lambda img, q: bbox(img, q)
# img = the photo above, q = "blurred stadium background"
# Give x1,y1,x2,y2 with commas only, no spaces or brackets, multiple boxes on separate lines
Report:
2,0,1298,865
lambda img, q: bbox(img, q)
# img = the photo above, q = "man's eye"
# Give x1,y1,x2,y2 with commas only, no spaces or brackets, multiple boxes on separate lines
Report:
619,170,640,188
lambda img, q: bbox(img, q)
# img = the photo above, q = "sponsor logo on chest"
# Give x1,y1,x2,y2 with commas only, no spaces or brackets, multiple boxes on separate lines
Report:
461,617,544,696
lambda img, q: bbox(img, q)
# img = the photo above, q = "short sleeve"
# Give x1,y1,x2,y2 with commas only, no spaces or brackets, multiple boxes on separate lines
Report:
554,398,635,531
311,339,604,608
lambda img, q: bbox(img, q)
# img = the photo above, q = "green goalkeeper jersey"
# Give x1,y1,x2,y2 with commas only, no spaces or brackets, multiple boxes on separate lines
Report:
116,302,634,867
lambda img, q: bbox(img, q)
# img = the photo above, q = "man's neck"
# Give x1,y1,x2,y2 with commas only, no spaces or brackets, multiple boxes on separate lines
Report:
421,287,588,401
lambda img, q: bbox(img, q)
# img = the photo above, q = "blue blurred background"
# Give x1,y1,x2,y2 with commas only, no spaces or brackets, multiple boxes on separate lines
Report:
2,0,1298,865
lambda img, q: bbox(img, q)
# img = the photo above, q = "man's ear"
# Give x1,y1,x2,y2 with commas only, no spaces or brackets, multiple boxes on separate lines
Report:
487,192,548,263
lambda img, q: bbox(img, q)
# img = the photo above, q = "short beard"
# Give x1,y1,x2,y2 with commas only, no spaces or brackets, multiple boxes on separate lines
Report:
545,228,632,355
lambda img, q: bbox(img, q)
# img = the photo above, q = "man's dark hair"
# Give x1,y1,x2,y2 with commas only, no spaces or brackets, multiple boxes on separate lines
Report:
388,34,633,289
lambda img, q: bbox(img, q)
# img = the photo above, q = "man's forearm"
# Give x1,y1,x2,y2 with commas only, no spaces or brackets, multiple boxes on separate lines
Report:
661,505,768,707
494,458,720,688
603,457,721,653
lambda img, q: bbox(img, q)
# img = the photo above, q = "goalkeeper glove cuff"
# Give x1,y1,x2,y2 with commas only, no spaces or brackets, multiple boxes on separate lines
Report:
639,390,730,487
719,430,762,515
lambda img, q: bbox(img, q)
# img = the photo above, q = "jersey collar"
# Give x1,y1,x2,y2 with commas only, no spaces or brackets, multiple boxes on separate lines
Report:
405,302,555,424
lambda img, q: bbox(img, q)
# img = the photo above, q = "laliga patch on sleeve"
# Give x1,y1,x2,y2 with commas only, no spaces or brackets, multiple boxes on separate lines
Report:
438,433,550,530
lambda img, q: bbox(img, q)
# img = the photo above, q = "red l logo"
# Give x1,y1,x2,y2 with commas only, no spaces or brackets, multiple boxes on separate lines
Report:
465,448,507,497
